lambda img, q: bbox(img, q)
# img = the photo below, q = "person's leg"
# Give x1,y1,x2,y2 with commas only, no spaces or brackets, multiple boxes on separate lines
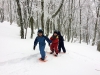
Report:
50,44,54,54
39,45,46,60
61,43,66,53
54,44,59,56
58,44,61,53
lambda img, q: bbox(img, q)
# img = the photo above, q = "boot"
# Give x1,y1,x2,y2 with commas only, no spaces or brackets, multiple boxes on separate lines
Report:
50,51,54,54
54,53,58,57
39,58,44,61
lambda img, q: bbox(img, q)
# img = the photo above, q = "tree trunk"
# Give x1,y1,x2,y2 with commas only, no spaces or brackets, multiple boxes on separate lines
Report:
97,6,100,51
52,0,64,18
79,0,82,43
23,1,28,39
97,41,100,52
97,16,100,51
16,0,24,39
86,14,89,45
1,1,4,23
67,0,74,42
53,19,55,31
10,0,12,25
92,7,99,46
46,18,50,37
57,18,61,31
25,28,27,39
30,17,34,38
36,11,39,29
41,0,44,31
50,21,52,33
68,18,71,42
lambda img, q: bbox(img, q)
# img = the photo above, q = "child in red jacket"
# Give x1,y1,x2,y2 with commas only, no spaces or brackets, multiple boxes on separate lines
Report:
50,31,59,56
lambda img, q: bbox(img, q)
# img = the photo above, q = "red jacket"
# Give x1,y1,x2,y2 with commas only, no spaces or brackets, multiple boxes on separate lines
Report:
50,36,59,44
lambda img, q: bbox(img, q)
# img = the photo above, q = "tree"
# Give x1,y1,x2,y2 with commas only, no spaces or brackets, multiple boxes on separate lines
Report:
30,16,34,38
1,0,100,47
97,0,100,51
9,0,12,25
0,0,4,23
52,0,64,18
41,0,44,31
79,0,82,43
15,0,24,39
92,7,99,46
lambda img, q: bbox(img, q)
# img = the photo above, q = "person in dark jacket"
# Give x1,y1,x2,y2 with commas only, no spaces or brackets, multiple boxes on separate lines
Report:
33,29,51,61
50,30,59,56
58,31,66,53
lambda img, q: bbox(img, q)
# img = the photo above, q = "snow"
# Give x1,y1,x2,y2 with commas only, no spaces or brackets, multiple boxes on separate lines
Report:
0,22,100,75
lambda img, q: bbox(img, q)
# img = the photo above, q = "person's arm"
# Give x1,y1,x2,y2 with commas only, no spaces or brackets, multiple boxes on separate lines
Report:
44,36,52,43
34,37,38,46
33,37,38,50
50,36,53,41
61,36,64,41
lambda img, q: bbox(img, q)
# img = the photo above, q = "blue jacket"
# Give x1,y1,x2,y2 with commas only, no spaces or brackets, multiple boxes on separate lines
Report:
34,35,51,46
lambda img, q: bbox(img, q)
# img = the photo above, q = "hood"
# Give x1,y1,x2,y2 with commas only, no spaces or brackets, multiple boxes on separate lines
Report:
57,31,61,36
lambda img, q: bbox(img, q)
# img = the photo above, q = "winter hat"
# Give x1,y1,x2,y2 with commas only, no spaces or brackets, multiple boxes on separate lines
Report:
53,30,58,34
38,29,43,34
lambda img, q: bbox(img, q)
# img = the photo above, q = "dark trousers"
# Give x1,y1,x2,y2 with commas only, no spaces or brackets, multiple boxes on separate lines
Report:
58,42,66,52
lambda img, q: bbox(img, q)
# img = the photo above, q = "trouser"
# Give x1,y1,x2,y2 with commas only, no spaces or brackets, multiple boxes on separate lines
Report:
50,43,59,54
39,45,45,59
58,42,66,52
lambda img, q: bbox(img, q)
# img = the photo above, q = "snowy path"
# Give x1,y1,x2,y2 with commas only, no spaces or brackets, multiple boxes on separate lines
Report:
0,22,100,75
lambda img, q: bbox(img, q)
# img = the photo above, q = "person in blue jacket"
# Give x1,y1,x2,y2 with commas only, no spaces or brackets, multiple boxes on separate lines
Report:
33,29,51,61
57,31,66,53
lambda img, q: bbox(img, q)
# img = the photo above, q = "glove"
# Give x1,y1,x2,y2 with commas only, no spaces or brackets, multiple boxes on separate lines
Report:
48,43,50,46
48,43,51,46
33,46,36,50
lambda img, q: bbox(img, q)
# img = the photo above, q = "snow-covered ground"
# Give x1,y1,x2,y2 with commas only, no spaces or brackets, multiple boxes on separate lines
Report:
0,22,100,75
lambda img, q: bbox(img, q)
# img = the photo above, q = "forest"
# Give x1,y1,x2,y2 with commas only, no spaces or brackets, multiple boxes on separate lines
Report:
0,0,100,51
